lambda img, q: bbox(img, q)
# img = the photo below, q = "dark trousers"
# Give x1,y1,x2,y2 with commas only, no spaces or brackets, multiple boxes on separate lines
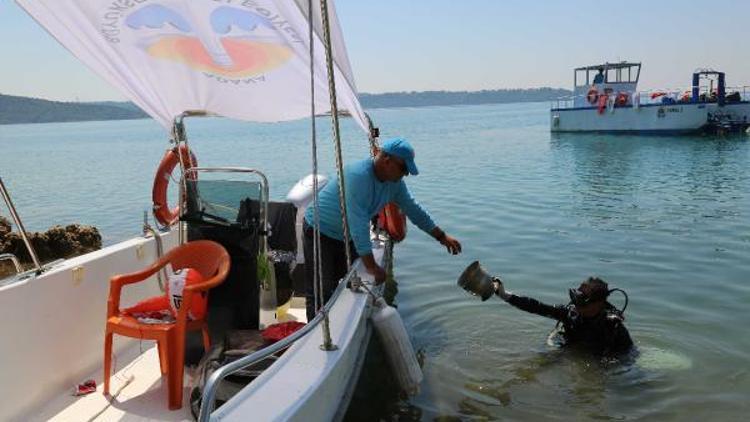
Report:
303,222,358,321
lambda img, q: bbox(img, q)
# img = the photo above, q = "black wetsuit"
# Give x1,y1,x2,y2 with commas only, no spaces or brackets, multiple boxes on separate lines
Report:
506,294,633,356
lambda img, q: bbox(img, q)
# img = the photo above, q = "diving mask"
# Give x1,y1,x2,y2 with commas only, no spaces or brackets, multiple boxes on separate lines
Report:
568,282,610,307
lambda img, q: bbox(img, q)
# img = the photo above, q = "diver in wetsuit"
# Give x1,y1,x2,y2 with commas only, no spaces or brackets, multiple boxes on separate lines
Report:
495,276,633,356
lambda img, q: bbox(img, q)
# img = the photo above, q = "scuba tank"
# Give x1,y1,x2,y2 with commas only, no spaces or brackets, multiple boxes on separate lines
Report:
370,297,423,396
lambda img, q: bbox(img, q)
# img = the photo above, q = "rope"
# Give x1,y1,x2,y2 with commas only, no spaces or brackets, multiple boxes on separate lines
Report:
307,0,324,316
319,0,353,270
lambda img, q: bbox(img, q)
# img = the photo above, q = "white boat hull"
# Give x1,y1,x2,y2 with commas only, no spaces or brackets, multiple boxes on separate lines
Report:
707,102,750,128
551,103,710,134
0,231,383,421
0,232,177,422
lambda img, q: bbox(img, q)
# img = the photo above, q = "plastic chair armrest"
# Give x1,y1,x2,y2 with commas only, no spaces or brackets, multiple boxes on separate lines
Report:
110,263,165,288
107,255,172,314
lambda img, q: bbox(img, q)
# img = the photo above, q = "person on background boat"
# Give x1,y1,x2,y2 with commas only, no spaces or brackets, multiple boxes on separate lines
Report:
303,137,462,320
495,276,633,356
593,67,605,84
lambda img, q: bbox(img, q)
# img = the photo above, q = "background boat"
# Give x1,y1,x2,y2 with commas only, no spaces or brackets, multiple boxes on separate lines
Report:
551,62,750,134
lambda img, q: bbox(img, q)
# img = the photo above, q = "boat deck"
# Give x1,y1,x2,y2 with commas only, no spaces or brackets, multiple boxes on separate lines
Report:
33,303,307,422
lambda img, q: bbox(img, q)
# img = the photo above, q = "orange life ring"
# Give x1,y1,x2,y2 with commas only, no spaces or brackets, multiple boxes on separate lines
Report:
377,202,407,242
152,144,197,226
587,88,599,105
615,92,629,107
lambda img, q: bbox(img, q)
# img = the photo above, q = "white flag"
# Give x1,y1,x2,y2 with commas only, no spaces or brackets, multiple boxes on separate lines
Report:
17,0,368,133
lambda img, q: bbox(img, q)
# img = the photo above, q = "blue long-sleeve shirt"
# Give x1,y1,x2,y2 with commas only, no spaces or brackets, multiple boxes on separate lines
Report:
304,158,437,255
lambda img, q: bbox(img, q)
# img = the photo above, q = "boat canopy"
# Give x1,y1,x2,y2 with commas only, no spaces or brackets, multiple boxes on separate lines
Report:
574,61,641,87
16,0,369,133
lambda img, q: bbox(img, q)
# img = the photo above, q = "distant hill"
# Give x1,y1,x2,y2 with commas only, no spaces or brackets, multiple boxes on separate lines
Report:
0,88,570,125
0,94,147,125
359,88,571,108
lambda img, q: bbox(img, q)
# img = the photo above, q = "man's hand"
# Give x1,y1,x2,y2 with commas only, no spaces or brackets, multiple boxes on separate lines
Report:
361,253,387,284
367,264,387,285
493,277,511,301
439,234,462,255
431,227,462,255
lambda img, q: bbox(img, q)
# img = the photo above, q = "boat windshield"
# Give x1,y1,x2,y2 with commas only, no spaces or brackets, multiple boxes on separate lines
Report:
575,62,641,87
185,179,262,227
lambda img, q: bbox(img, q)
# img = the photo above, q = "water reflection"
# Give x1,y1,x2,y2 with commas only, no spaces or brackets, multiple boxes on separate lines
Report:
549,133,748,230
452,348,654,420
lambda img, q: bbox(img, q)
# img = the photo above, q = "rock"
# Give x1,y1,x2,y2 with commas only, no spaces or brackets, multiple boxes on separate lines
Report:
0,216,101,278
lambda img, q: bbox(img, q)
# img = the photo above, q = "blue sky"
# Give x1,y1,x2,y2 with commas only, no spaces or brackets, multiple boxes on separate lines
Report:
1,0,749,101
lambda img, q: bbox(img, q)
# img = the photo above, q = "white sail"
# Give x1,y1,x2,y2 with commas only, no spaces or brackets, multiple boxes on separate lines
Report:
16,0,368,133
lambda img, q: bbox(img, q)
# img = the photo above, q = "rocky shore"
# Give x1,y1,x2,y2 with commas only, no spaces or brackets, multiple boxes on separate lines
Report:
0,216,101,278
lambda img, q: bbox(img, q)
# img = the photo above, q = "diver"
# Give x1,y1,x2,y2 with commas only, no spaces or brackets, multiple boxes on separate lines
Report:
458,261,633,357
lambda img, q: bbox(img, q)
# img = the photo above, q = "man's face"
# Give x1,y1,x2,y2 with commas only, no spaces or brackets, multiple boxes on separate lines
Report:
384,154,408,182
571,282,605,315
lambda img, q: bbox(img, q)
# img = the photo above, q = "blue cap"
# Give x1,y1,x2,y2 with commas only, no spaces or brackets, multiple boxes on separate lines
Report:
381,137,419,175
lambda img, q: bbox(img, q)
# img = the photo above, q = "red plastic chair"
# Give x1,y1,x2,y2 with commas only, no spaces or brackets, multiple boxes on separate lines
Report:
103,240,230,410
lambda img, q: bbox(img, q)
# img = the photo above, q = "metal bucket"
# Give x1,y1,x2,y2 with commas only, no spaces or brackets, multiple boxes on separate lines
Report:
457,261,495,301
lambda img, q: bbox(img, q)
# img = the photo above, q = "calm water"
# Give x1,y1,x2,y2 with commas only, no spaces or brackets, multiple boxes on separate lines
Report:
1,103,749,420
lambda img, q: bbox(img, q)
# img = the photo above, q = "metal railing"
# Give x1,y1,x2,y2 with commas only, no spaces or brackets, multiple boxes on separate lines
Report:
0,253,22,274
142,211,167,292
0,177,42,274
551,85,750,110
197,266,369,421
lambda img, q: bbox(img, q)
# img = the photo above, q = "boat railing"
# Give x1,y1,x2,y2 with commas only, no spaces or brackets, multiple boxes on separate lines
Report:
0,178,42,275
197,265,370,421
552,85,750,110
728,85,750,101
0,254,22,274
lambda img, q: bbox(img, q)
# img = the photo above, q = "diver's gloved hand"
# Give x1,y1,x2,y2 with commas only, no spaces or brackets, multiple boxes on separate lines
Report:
493,277,512,301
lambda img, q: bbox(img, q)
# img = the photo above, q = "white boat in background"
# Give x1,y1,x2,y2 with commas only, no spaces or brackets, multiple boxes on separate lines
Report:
1,1,408,421
551,62,750,134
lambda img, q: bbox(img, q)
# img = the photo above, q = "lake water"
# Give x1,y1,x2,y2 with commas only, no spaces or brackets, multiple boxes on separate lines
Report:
1,102,749,420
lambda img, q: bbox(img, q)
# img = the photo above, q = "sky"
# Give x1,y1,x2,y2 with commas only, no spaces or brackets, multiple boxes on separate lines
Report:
1,0,749,102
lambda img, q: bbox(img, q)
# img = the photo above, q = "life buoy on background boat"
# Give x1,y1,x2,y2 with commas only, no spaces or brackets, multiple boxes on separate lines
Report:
587,88,599,105
152,144,197,226
377,202,407,242
615,92,629,107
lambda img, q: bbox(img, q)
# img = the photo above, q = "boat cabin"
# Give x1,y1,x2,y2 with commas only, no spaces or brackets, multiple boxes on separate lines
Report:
692,69,727,105
573,62,641,107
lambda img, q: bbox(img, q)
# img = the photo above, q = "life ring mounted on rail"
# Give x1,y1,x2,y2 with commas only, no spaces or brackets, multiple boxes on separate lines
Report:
377,202,407,242
587,88,599,105
152,144,197,226
615,92,629,107
372,145,408,242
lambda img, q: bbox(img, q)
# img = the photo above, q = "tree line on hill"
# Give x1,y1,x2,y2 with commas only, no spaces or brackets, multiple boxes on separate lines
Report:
1,87,570,125
359,88,570,108
0,93,147,124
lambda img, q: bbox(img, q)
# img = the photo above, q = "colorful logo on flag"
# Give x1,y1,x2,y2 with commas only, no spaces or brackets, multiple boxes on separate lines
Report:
122,4,292,79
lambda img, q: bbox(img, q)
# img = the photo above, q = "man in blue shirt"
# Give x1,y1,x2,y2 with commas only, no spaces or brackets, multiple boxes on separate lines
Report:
303,137,462,320
593,67,605,84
